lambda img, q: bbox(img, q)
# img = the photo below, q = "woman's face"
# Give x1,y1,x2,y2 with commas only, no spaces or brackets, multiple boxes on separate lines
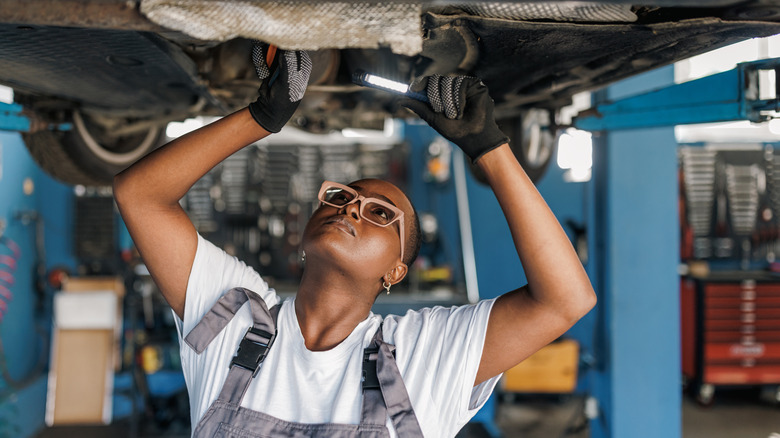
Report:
302,178,413,277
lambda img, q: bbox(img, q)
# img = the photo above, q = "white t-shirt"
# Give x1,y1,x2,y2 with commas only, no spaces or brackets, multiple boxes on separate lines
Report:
175,234,501,438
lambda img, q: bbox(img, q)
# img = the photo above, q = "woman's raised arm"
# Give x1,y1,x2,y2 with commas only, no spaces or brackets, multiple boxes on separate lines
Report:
402,77,596,385
472,143,596,384
114,48,311,319
114,109,271,319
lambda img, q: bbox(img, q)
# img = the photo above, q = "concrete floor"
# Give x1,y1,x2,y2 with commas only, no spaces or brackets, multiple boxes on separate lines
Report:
682,388,780,438
494,396,589,438
460,388,780,438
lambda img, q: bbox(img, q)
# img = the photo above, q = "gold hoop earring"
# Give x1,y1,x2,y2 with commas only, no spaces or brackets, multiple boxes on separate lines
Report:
383,280,391,295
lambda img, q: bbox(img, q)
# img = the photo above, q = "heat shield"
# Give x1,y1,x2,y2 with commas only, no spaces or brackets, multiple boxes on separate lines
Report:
140,0,424,55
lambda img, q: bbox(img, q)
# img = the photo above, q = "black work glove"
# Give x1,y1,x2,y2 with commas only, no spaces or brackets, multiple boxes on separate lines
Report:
249,43,312,133
402,75,509,163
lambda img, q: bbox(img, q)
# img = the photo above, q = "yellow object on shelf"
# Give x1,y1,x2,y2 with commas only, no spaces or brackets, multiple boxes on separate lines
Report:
502,339,579,394
419,266,452,283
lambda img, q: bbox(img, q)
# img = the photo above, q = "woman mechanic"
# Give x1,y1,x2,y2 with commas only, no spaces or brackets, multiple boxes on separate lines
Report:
114,48,596,437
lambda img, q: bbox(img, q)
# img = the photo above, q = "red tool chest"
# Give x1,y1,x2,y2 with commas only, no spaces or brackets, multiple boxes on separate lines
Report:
681,277,780,404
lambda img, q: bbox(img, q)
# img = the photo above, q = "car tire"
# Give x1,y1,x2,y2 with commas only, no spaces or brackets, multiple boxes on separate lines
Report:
23,111,163,186
469,109,556,185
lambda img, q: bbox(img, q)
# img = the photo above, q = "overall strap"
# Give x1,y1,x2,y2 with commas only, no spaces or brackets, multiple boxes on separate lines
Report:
360,335,388,427
184,287,280,405
361,325,424,436
184,287,277,353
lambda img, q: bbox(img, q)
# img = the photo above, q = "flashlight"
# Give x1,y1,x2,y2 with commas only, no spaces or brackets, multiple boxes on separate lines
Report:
352,70,429,103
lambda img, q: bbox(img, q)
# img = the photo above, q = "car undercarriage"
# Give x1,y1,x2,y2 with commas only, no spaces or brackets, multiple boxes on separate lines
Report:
2,0,780,184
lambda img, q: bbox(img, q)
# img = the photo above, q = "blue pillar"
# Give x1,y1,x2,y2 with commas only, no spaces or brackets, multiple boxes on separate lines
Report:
589,66,681,438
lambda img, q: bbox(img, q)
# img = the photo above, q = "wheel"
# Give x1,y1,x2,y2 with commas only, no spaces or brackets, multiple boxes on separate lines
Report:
23,110,163,186
776,385,780,405
695,383,715,406
775,385,780,406
469,108,556,185
759,384,780,406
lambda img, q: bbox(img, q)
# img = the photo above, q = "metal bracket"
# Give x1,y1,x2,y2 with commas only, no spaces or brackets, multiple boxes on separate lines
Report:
573,57,780,131
0,102,32,132
0,101,72,133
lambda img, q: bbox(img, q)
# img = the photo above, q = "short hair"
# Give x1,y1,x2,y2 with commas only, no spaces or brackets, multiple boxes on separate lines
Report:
404,203,422,267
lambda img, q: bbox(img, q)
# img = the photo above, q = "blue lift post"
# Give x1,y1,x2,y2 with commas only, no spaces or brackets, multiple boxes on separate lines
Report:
575,58,779,438
585,67,682,438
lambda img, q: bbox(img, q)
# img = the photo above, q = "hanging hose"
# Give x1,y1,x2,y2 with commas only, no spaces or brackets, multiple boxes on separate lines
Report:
0,235,49,391
0,256,16,271
0,235,17,323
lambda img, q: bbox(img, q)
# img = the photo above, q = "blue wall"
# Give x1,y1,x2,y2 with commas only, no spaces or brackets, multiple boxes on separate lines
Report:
404,121,466,287
404,121,590,303
0,131,76,437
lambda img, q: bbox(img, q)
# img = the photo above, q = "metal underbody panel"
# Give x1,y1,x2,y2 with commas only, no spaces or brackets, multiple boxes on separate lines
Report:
463,17,780,109
0,1,779,124
0,25,204,115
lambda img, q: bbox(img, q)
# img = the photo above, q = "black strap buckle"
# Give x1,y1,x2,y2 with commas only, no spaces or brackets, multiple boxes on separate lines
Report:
230,326,276,377
362,345,380,390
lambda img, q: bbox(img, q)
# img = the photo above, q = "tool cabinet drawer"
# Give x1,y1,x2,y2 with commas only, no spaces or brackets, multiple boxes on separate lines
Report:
704,307,780,319
705,330,780,343
703,342,780,361
755,284,780,294
705,319,780,331
704,284,780,298
703,283,753,298
704,364,780,384
706,296,780,307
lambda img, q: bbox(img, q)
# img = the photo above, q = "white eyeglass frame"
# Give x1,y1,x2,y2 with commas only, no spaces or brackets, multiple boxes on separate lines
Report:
317,181,406,262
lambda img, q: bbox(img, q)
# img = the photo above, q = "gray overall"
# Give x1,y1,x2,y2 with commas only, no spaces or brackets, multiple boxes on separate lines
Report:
184,287,424,437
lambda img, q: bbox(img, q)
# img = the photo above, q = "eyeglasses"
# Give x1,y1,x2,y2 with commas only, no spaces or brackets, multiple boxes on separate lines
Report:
317,181,405,262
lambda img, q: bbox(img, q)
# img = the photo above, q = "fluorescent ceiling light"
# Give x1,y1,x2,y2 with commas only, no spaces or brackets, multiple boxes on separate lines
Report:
557,129,593,170
166,118,205,138
0,85,13,104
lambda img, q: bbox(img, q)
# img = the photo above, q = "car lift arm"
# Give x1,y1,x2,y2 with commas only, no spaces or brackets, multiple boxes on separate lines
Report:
573,57,780,131
0,102,33,132
0,101,71,132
